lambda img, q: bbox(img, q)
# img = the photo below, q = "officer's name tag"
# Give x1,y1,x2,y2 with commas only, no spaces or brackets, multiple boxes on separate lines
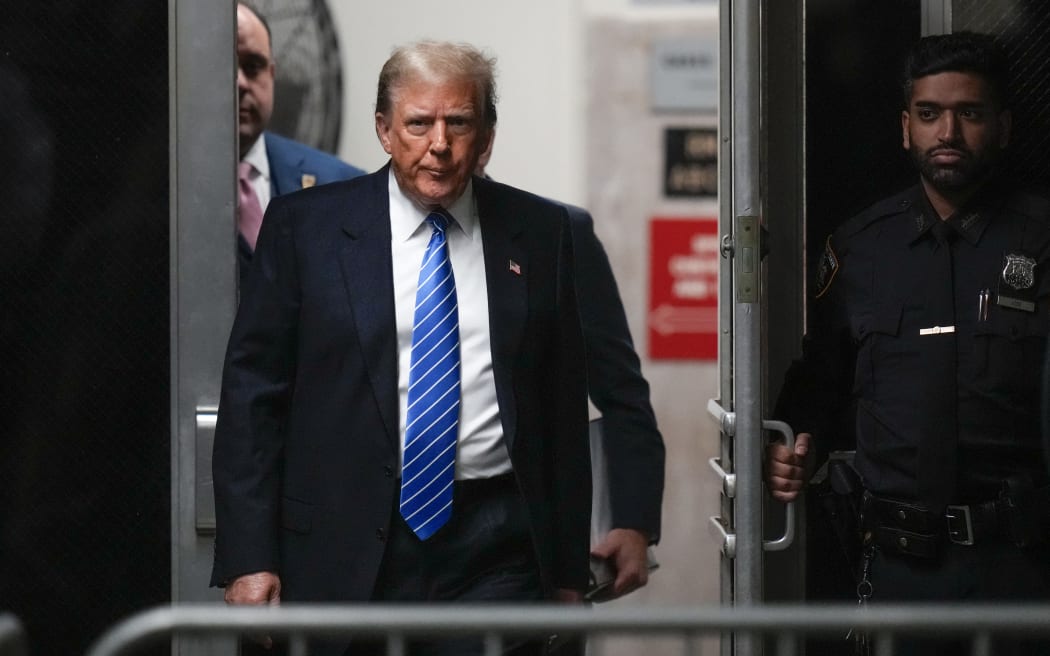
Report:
919,325,955,335
996,295,1036,313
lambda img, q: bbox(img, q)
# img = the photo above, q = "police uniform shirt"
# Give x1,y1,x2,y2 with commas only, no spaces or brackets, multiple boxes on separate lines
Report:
779,180,1050,509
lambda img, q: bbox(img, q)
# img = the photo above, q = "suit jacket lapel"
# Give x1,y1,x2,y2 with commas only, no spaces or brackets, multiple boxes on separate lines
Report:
337,166,400,452
475,178,528,452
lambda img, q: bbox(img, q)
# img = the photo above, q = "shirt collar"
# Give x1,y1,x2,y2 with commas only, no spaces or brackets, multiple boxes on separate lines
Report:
910,181,1001,247
388,169,477,242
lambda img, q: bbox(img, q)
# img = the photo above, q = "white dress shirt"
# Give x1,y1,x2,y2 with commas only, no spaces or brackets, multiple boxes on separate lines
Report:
388,171,510,480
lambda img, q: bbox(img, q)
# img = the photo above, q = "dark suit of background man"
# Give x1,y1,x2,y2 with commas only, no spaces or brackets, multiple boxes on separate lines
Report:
768,32,1050,655
211,39,591,656
476,145,666,601
236,3,364,276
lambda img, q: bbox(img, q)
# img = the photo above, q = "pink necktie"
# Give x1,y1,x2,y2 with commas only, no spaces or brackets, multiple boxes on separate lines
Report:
237,161,264,251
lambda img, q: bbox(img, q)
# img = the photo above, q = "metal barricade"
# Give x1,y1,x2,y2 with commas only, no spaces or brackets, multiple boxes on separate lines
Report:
0,614,28,656
85,603,1050,656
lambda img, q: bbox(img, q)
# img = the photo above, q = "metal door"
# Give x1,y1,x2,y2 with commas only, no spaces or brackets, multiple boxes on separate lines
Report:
709,5,806,654
710,3,806,655
170,0,238,653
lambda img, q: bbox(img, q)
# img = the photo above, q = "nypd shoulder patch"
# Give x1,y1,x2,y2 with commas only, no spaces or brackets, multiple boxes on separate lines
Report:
814,236,839,299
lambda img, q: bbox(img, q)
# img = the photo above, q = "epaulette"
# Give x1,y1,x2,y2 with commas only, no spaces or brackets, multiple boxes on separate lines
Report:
834,187,918,241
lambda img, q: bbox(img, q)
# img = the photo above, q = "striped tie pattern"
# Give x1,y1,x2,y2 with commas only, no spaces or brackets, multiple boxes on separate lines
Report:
400,210,460,540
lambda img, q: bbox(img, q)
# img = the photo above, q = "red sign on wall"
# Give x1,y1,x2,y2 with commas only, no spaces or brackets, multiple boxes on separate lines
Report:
648,217,719,360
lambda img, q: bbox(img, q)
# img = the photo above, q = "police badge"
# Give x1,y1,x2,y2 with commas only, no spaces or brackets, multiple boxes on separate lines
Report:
1001,254,1036,290
996,253,1037,312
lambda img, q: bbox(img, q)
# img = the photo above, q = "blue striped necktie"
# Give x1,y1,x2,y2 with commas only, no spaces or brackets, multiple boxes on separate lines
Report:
400,210,460,540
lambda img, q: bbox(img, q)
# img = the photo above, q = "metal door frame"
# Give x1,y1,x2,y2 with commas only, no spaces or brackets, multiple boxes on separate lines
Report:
724,1,764,618
715,1,806,654
715,3,767,655
170,0,238,652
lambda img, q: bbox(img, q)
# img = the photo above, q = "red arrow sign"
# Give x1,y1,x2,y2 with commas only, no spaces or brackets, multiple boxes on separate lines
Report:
649,304,718,336
649,217,719,359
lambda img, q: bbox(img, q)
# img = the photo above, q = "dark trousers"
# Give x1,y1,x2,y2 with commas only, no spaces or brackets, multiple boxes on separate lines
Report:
242,475,549,656
869,538,1050,655
351,473,546,656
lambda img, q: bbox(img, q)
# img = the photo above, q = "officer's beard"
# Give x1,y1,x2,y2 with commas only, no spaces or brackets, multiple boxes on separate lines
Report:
911,141,1002,195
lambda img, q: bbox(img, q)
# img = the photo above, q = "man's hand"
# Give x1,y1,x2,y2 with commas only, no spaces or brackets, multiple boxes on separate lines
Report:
225,571,282,649
589,528,651,599
765,432,811,502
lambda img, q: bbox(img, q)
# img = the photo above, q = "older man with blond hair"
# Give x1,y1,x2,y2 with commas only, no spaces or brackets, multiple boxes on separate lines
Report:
212,39,591,655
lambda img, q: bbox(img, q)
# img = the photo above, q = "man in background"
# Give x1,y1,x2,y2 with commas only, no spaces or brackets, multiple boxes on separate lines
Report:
236,2,364,269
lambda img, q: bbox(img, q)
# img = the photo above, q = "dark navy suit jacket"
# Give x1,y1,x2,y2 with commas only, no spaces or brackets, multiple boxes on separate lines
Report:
212,166,592,602
565,205,664,541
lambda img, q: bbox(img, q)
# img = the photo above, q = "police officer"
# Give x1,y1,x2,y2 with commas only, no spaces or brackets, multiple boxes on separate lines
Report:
768,32,1050,654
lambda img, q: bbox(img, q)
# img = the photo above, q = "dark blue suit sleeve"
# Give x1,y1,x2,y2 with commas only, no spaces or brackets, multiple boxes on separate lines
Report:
212,193,302,586
567,206,665,541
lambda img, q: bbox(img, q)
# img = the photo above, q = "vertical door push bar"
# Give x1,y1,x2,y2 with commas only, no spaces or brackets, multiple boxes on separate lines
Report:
707,399,795,558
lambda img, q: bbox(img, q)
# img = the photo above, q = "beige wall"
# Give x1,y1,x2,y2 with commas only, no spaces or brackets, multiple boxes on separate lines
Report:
329,3,724,652
582,13,721,656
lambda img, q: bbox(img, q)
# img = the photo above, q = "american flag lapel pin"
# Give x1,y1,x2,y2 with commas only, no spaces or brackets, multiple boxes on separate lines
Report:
508,259,521,275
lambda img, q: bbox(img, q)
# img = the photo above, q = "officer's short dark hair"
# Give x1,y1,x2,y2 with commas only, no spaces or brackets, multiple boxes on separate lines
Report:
901,31,1010,109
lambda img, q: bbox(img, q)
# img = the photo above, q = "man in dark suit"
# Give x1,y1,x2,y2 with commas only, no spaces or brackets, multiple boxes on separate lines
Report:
236,3,364,269
212,39,591,655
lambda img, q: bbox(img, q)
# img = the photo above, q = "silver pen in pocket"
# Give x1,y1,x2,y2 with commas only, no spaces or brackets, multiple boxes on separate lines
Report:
977,288,990,321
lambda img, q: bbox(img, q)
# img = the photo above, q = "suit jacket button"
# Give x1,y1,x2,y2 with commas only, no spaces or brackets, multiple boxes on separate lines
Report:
384,465,394,477
376,528,386,541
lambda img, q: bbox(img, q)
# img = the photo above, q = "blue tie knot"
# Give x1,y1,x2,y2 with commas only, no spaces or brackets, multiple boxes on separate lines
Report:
427,210,449,234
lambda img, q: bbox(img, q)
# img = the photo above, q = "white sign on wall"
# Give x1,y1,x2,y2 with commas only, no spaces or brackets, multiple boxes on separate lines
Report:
650,36,717,112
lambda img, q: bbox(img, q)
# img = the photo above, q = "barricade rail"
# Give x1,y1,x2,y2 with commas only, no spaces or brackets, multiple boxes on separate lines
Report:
0,614,28,656
84,603,1050,656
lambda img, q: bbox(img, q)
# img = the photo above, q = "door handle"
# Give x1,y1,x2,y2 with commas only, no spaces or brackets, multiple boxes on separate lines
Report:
761,419,795,551
195,405,218,535
706,399,796,555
